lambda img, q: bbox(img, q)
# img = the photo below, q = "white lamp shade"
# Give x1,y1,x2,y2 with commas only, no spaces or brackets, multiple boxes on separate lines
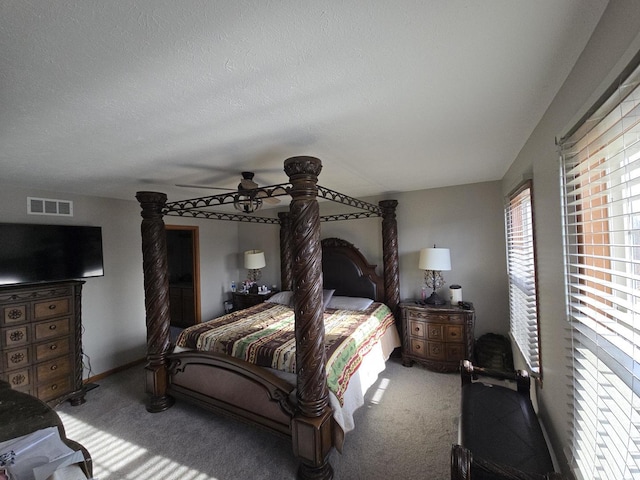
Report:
418,247,451,271
244,250,266,269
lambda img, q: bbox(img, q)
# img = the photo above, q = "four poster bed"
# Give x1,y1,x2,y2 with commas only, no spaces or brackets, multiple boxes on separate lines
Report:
136,156,400,480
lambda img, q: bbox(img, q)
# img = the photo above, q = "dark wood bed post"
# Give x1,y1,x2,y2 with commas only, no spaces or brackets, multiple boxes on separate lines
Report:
379,200,401,323
136,191,175,413
284,156,334,480
278,211,294,291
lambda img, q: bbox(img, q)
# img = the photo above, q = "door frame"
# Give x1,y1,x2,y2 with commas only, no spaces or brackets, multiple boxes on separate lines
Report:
165,224,201,325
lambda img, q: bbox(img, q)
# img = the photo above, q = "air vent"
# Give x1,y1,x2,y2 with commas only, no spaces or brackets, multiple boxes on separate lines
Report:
27,197,73,216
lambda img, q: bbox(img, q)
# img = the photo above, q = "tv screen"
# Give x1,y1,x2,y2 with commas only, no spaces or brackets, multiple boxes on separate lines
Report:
0,223,104,285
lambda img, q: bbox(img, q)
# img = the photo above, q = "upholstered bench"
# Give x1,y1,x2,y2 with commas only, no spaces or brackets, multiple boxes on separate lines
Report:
451,360,565,480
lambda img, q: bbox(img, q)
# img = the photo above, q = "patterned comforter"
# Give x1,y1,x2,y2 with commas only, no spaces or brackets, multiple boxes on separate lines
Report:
175,301,397,404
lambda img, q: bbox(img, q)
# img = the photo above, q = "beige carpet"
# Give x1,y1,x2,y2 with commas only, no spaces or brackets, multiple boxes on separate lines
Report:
56,357,460,480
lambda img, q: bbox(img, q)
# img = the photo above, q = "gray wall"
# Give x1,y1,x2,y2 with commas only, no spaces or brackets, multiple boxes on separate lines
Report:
240,180,509,338
501,2,640,474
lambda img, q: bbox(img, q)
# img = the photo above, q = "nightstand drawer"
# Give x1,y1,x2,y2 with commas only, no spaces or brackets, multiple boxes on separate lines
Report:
427,341,446,361
409,338,427,358
445,324,464,342
409,320,426,338
427,324,444,340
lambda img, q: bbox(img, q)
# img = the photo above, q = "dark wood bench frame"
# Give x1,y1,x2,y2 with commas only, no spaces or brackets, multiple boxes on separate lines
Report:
451,360,567,480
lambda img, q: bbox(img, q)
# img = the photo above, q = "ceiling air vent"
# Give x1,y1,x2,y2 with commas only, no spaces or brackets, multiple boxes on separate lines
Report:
27,197,73,217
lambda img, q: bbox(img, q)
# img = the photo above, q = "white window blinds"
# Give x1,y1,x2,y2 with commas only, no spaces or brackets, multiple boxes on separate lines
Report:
505,181,540,374
559,59,640,480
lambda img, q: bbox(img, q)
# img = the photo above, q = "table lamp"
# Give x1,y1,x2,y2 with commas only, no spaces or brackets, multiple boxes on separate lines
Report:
418,246,451,305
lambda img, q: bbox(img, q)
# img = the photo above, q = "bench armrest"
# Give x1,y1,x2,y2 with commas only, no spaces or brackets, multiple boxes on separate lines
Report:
451,445,566,480
460,359,531,395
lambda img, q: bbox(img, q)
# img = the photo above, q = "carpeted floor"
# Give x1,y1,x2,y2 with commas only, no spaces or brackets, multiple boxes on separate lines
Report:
56,357,460,480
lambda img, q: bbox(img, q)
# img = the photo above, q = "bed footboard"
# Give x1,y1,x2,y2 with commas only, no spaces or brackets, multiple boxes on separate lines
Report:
168,351,297,437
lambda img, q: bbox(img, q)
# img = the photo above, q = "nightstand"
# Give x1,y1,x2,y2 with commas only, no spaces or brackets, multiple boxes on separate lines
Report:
231,291,274,311
400,301,475,373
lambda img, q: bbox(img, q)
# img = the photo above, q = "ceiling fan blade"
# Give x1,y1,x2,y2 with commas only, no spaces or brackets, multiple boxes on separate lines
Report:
240,178,259,189
175,184,235,191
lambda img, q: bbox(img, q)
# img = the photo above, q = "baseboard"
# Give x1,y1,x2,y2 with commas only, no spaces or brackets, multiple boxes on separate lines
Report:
84,357,145,384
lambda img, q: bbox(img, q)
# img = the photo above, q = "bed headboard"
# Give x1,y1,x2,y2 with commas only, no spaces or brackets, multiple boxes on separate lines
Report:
321,237,385,303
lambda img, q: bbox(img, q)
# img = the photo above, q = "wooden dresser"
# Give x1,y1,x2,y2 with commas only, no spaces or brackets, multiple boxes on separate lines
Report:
400,301,475,373
231,291,274,311
0,281,85,405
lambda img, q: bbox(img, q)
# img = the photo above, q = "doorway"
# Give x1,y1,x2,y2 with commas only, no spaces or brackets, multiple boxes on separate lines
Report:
166,225,201,328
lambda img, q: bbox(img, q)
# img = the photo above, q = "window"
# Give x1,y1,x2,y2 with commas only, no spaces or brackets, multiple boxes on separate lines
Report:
559,59,640,480
505,180,540,374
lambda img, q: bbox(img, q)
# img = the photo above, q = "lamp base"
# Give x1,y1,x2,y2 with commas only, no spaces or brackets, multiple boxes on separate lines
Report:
424,291,446,305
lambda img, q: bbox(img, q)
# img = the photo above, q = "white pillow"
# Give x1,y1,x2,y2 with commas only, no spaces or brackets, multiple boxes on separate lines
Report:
326,296,373,311
265,291,293,306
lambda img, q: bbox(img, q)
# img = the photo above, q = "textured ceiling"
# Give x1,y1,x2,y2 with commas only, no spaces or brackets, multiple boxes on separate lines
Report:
0,1,608,202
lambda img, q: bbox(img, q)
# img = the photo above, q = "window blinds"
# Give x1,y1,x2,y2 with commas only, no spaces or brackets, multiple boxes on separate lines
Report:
559,60,640,480
505,181,540,374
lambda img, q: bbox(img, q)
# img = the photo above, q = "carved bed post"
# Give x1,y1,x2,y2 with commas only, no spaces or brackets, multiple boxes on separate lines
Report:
379,200,401,323
136,191,174,413
284,157,333,480
278,211,294,291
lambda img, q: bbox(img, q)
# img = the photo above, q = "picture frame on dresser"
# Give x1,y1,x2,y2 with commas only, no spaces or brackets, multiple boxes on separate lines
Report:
400,301,475,373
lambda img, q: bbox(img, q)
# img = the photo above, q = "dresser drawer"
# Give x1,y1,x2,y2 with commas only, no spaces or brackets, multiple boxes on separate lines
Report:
5,368,31,389
34,298,70,320
3,346,31,371
35,337,71,362
34,318,70,341
2,304,28,326
3,325,29,348
37,376,72,402
36,356,71,383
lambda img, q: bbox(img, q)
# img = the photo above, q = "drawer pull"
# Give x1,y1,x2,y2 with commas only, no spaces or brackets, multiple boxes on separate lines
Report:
49,324,57,330
450,331,457,337
414,327,420,332
48,304,56,310
51,384,58,390
50,344,58,350
415,344,421,350
50,364,58,371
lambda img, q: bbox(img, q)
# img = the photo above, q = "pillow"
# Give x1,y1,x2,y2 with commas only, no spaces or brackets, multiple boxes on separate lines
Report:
326,296,374,311
265,291,294,306
323,289,335,308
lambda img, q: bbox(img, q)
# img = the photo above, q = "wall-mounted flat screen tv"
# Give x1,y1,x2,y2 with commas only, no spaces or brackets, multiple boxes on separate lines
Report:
0,223,104,285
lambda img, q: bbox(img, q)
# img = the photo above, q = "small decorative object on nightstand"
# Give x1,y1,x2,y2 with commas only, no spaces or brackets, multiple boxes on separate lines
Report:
400,301,475,373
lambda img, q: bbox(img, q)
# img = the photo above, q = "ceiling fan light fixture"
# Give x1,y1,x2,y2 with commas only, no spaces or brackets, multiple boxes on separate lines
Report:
233,194,262,214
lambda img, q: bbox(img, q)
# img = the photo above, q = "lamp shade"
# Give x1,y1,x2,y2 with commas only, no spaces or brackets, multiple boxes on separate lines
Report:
244,250,266,269
418,247,451,271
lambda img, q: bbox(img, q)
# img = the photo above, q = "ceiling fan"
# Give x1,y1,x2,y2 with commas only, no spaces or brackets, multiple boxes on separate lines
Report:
176,171,281,213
